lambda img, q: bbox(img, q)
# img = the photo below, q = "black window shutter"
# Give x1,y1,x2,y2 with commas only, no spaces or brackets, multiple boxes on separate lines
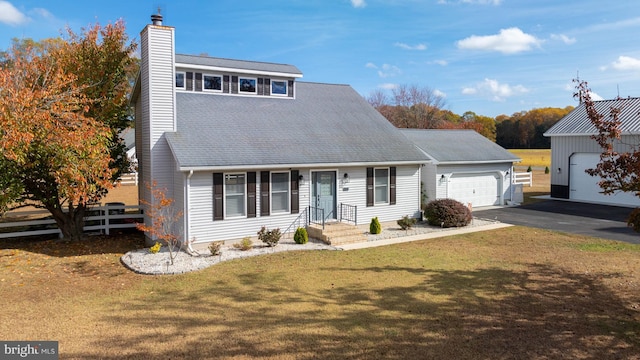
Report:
257,78,264,96
390,167,396,205
260,171,270,216
186,72,193,91
223,75,230,93
213,173,224,220
291,170,299,214
366,167,374,207
231,76,238,94
195,73,202,92
288,80,294,98
247,172,256,218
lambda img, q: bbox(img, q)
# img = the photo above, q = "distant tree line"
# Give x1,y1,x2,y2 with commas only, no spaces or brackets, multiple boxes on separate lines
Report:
367,84,573,149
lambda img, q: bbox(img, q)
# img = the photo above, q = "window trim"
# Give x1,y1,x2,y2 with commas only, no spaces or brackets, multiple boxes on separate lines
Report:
175,71,186,90
270,79,288,97
203,73,223,93
238,76,257,94
224,173,247,219
270,171,290,214
374,167,390,205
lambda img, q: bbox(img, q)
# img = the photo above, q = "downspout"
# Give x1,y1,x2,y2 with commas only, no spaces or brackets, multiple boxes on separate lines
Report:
185,170,196,254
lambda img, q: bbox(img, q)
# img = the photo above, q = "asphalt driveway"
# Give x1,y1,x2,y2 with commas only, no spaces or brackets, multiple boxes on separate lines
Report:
476,200,640,244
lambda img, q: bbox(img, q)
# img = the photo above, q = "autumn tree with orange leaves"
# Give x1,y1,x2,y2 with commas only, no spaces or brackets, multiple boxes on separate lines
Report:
574,80,640,231
0,20,137,240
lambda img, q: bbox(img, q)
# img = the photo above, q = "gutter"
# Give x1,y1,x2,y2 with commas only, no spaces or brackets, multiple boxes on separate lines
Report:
177,160,430,172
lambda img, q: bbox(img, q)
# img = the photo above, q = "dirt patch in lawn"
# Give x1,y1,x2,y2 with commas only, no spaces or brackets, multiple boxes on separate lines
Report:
1,227,639,359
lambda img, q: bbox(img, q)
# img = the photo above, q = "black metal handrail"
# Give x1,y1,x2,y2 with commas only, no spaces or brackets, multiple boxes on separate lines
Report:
339,203,357,225
283,207,308,237
308,206,325,229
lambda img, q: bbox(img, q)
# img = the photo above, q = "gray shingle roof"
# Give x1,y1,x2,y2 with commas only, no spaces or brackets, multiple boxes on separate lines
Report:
400,129,520,164
175,54,303,77
166,82,428,169
544,97,640,136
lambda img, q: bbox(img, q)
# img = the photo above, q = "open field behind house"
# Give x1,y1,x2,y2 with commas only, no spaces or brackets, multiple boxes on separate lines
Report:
509,149,551,169
1,226,639,359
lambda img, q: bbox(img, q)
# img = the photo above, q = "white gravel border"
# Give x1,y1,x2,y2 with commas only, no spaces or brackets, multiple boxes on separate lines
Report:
121,217,501,275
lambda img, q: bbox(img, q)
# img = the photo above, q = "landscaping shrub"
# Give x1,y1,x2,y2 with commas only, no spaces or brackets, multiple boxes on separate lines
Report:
369,217,382,234
208,241,223,256
397,215,417,230
149,241,162,254
258,226,281,247
544,166,550,174
294,227,308,244
423,199,472,228
233,237,253,251
627,208,640,233
527,165,532,172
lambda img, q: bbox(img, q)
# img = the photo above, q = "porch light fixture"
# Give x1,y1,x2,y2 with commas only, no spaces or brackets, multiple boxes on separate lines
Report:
557,167,561,174
298,174,304,185
343,173,350,184
440,174,446,183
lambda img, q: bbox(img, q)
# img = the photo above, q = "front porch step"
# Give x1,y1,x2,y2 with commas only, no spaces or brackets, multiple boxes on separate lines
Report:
307,222,367,246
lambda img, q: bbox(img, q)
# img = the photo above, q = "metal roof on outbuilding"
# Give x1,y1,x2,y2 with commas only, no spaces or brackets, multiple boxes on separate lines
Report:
544,97,640,137
165,82,429,170
400,129,520,164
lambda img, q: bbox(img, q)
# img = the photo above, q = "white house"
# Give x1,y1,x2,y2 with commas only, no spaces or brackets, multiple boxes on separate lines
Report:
131,14,429,246
544,97,640,207
401,129,520,208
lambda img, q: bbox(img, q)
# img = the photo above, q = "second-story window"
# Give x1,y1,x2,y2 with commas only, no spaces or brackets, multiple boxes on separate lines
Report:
239,77,257,94
175,72,185,89
204,74,222,92
271,80,287,96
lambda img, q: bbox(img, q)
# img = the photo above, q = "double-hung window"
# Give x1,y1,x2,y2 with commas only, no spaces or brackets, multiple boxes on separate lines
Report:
271,172,290,213
374,168,389,204
239,77,257,94
225,174,246,217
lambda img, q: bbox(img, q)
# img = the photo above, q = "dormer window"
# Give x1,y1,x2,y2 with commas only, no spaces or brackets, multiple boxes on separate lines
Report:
271,80,287,96
203,74,222,92
175,71,186,89
239,77,257,94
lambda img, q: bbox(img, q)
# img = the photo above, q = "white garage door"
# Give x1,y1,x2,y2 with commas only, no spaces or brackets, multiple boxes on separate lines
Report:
570,153,639,207
448,173,500,207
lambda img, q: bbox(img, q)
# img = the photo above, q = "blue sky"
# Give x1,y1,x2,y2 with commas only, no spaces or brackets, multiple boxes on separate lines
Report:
1,0,639,117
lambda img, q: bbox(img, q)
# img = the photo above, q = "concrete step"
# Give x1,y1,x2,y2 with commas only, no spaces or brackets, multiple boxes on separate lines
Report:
307,222,367,246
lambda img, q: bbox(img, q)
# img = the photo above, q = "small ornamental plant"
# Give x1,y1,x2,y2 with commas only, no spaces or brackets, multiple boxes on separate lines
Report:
208,241,223,256
258,226,281,247
397,215,417,231
527,165,532,172
149,242,162,254
369,217,382,234
544,166,550,174
233,237,253,251
294,227,308,244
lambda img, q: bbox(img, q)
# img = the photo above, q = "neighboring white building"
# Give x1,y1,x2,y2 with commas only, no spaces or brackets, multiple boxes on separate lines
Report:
401,129,520,208
131,14,429,246
544,97,640,207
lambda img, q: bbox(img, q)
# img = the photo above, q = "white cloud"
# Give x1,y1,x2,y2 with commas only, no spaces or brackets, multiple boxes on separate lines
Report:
367,63,402,78
350,0,366,8
434,89,447,98
430,59,448,66
456,27,542,54
0,1,28,26
378,83,398,90
439,0,502,4
394,42,427,51
611,56,640,71
591,92,604,101
550,33,576,45
462,78,529,101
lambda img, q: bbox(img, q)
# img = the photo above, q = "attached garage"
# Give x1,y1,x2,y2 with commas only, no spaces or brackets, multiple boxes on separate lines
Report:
448,173,501,207
401,129,520,208
569,153,638,206
545,97,640,208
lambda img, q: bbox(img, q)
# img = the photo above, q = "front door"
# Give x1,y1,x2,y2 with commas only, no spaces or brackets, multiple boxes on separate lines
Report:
312,171,336,221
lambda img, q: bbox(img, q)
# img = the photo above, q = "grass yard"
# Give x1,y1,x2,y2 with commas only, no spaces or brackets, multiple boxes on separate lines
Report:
509,149,551,169
1,227,639,359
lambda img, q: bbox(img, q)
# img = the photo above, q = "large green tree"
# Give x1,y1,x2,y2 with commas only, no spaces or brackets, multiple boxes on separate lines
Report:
0,20,137,240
